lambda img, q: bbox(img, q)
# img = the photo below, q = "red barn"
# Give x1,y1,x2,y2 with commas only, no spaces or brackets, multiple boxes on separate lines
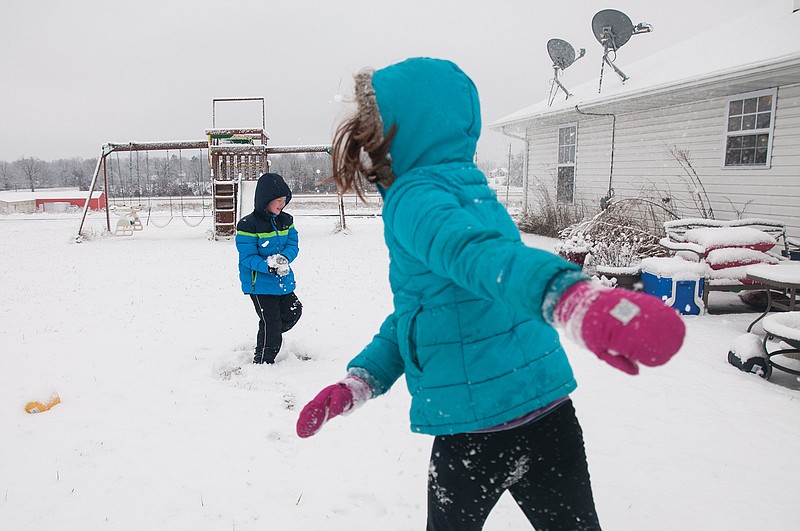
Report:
0,190,106,213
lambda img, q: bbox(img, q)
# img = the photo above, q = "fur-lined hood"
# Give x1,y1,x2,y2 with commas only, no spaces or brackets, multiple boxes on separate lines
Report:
372,58,481,178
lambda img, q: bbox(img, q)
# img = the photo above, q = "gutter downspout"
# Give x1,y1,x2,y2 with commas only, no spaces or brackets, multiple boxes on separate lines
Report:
574,105,616,209
499,127,529,215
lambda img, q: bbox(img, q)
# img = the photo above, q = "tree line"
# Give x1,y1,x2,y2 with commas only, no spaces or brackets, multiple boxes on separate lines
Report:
0,150,521,197
0,152,339,198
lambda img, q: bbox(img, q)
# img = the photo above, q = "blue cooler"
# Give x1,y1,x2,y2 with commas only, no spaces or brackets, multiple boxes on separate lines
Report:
640,258,706,315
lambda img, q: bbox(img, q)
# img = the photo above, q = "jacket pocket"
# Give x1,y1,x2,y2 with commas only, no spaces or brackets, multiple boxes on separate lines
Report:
398,307,422,378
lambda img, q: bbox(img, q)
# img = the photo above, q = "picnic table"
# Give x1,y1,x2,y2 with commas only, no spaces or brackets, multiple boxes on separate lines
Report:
745,262,800,332
741,262,800,379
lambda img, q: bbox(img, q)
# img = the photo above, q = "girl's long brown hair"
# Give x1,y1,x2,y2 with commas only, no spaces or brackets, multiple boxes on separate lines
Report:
330,69,397,201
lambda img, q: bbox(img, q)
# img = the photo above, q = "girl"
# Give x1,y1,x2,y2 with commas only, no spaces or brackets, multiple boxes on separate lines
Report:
296,58,684,530
236,172,302,364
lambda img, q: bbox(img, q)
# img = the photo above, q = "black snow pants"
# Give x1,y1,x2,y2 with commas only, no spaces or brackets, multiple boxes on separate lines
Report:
427,399,601,531
250,292,302,364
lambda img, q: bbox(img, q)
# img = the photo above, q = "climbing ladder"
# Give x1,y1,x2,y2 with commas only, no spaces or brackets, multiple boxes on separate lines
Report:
206,103,271,237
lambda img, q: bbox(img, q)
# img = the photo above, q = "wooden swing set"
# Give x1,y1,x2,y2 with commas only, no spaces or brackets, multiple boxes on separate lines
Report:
77,97,329,240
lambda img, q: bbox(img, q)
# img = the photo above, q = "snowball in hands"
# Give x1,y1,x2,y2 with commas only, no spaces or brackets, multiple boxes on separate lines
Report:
296,376,373,438
267,254,290,276
553,281,685,375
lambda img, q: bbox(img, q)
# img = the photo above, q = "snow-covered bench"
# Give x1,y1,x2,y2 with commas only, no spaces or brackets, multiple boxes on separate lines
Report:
659,218,789,309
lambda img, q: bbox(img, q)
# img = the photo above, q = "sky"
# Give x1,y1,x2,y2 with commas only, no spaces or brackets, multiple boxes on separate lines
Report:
1,208,798,529
0,0,765,164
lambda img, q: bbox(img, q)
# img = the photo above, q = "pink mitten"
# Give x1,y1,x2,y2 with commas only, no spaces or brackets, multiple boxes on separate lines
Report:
296,376,373,438
553,281,685,375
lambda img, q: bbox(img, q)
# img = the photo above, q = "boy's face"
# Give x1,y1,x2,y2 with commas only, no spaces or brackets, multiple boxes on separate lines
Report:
266,196,286,215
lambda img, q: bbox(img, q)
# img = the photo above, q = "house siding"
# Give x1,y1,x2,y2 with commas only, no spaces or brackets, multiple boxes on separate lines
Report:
524,82,800,238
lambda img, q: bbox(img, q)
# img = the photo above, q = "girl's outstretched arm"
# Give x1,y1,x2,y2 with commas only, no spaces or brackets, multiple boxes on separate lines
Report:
296,374,373,438
296,314,405,437
385,177,579,318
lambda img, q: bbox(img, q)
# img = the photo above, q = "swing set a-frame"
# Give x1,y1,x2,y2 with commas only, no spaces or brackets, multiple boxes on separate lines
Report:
77,97,329,241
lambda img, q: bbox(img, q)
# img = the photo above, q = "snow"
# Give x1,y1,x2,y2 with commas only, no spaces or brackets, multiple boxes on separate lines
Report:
746,262,800,284
707,265,757,284
706,248,779,269
728,332,767,363
595,265,641,275
763,312,800,343
640,257,706,279
683,227,775,249
1,211,799,530
664,218,788,230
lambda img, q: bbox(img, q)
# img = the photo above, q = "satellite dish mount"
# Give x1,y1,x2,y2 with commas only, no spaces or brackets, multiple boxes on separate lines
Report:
591,9,652,93
546,38,585,106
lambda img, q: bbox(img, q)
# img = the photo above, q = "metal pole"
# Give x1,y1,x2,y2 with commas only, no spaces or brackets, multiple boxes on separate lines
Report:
76,152,106,240
337,193,347,231
506,143,512,206
103,157,111,232
522,138,530,215
499,128,528,213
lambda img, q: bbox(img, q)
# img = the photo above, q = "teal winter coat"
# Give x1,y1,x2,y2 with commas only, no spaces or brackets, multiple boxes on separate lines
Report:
347,58,583,436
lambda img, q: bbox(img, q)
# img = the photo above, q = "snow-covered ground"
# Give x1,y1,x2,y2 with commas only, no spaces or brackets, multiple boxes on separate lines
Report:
1,210,798,531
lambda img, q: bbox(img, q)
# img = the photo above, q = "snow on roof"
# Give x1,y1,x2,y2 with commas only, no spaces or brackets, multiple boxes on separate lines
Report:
492,0,800,127
0,189,104,202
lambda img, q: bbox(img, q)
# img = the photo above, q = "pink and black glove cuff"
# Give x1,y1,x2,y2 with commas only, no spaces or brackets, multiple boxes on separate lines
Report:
551,280,685,375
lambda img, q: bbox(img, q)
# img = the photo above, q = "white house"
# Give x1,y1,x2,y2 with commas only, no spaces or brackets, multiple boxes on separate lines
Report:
491,0,800,239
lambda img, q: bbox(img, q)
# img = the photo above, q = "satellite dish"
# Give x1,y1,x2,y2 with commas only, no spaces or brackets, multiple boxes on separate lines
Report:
547,38,585,70
591,9,652,92
592,9,635,50
546,38,585,106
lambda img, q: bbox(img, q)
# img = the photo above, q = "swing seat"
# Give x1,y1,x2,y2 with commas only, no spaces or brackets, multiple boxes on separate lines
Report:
113,207,143,236
115,215,135,236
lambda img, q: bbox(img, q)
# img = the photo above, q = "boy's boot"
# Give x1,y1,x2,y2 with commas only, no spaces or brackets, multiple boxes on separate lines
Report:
253,338,266,364
261,346,280,365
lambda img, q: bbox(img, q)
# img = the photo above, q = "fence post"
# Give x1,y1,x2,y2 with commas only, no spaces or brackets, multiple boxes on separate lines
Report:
337,193,347,231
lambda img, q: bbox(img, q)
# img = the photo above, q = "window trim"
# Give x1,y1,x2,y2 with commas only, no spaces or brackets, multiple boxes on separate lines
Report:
556,122,577,204
721,87,777,170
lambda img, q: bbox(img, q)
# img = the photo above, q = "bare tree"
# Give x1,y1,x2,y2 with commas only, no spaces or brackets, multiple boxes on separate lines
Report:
15,156,46,191
0,161,15,190
666,145,714,220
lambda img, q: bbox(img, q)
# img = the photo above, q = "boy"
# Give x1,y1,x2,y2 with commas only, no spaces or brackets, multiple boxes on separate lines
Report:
235,173,302,364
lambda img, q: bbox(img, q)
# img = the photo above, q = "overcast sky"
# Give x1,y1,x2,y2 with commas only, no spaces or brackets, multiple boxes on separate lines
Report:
0,0,761,164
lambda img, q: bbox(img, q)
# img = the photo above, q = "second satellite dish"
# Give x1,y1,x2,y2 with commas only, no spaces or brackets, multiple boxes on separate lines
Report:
592,9,652,92
546,38,585,106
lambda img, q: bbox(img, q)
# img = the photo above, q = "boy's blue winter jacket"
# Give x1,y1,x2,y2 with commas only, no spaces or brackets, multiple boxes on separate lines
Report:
347,58,582,436
235,173,298,295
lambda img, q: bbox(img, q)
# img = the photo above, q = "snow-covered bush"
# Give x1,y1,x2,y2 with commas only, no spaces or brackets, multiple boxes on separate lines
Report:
558,198,673,274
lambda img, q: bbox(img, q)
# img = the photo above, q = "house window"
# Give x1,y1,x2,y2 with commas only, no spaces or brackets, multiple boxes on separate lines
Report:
724,88,777,168
557,124,577,203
